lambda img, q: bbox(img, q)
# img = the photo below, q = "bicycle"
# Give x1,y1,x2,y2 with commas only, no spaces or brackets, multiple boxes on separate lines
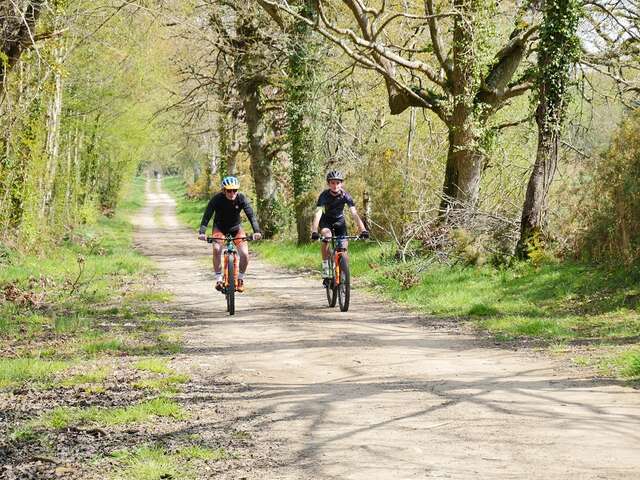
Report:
207,235,252,315
318,232,364,312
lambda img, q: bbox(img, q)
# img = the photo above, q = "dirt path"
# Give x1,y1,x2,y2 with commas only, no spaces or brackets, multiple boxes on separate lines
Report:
134,179,639,479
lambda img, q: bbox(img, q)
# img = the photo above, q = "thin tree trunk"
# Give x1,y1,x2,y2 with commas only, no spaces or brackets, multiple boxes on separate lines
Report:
41,46,64,218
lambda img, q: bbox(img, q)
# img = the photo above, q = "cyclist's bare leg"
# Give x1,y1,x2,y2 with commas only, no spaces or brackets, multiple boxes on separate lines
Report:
237,240,249,274
211,228,225,276
212,242,223,272
320,227,332,260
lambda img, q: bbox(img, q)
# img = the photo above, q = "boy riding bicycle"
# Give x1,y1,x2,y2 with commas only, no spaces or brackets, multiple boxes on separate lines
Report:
198,176,262,292
311,170,369,278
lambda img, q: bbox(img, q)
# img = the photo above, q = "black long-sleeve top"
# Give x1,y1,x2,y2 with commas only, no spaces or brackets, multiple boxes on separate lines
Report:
199,192,261,235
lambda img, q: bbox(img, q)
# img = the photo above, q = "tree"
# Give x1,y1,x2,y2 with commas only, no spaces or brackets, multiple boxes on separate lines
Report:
0,0,45,96
285,1,322,244
517,0,581,258
258,0,540,217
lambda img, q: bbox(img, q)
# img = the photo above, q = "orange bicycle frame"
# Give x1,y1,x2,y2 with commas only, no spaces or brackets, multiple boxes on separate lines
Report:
222,251,239,289
334,250,342,285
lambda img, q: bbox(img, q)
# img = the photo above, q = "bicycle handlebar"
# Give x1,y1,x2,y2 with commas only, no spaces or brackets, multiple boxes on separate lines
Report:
206,236,255,244
318,235,366,242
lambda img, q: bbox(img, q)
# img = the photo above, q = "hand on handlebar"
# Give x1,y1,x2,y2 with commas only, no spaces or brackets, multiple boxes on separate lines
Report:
359,230,370,240
198,233,207,241
311,231,320,241
252,232,262,241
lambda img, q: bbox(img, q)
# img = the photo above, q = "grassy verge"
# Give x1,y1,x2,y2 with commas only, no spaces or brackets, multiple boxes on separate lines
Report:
164,175,640,384
0,176,239,478
163,176,208,230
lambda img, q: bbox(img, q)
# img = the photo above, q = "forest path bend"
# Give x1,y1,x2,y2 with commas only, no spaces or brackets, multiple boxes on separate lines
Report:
133,179,640,480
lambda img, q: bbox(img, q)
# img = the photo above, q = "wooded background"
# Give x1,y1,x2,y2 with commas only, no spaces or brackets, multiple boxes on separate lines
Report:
2,0,639,264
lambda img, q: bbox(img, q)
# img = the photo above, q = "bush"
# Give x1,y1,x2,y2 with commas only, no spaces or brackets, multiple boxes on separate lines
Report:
578,111,640,263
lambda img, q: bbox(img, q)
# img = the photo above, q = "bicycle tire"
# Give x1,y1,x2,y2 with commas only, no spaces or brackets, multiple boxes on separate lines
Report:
337,254,350,312
227,253,235,315
326,254,337,307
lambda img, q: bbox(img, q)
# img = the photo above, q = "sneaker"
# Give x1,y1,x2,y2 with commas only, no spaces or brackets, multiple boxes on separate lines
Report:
215,281,224,292
322,267,332,279
236,279,245,293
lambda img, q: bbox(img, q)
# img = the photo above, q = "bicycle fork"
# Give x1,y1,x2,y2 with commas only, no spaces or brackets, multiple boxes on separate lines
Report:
334,251,342,285
223,252,239,290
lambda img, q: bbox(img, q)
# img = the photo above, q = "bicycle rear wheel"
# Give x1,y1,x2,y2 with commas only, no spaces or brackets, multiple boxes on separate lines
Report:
337,255,350,312
226,253,236,315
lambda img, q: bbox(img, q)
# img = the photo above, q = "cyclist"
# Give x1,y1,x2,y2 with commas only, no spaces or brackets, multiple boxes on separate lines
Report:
311,170,369,278
198,176,262,292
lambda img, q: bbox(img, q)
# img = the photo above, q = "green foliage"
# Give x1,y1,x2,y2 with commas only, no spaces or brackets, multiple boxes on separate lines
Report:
620,350,640,378
0,3,180,250
537,0,582,132
578,111,640,263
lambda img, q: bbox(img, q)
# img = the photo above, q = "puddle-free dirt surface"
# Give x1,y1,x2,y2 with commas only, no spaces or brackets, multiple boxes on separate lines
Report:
134,179,640,479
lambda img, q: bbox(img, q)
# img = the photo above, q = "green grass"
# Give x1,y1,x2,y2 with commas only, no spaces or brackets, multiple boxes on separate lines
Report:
82,337,125,355
601,349,640,380
41,397,186,429
0,358,71,388
60,367,111,387
162,176,207,230
9,425,41,442
133,374,189,393
108,443,231,480
0,177,156,338
134,358,173,374
111,446,187,480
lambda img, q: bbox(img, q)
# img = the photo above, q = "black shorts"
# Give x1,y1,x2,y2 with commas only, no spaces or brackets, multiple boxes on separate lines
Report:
214,223,241,236
319,216,347,237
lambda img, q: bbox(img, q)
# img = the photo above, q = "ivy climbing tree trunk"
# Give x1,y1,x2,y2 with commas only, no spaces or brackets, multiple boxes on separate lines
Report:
516,0,581,258
287,0,320,244
240,79,280,237
234,7,283,238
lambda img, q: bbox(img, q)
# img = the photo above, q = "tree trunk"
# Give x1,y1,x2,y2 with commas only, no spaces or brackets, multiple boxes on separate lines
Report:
240,80,280,238
41,46,64,219
0,1,45,96
515,0,579,259
287,2,320,244
439,122,484,215
515,101,558,258
438,3,484,217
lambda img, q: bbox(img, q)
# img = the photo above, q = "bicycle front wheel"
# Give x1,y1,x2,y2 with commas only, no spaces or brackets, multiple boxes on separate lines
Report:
337,255,350,312
226,253,236,315
326,256,337,308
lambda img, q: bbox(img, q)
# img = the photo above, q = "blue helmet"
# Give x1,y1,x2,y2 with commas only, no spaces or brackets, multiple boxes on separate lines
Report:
221,176,240,190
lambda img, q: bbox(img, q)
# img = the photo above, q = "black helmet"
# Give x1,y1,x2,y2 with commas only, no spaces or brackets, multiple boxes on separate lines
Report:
326,170,344,182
